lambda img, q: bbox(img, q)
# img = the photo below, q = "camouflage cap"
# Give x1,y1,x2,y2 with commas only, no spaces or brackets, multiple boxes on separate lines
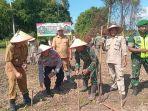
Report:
137,19,148,27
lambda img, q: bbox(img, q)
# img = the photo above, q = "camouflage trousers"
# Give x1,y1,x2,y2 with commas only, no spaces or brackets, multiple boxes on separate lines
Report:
130,54,148,87
82,70,98,85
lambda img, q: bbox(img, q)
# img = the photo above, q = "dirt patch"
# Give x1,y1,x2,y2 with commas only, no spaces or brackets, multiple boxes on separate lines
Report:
0,49,148,111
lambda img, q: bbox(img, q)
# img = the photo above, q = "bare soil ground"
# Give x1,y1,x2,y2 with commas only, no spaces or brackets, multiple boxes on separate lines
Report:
0,49,148,111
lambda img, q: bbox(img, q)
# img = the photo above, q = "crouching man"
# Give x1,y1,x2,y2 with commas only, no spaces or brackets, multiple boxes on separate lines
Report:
37,44,64,95
5,31,34,111
70,39,99,100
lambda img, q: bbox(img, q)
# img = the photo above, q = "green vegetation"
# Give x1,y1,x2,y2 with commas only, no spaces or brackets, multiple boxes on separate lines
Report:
75,7,108,39
0,0,71,40
0,39,9,48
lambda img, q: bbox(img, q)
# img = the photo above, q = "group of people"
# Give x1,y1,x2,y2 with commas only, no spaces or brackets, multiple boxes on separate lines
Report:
5,19,148,111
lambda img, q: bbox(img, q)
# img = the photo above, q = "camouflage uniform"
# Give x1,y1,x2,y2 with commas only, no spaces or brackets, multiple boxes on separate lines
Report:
75,46,99,85
128,33,148,87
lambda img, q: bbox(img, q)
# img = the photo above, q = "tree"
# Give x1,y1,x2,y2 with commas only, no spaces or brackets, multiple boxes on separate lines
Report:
75,7,108,39
0,0,12,39
0,0,71,39
12,0,71,34
102,0,140,30
101,0,115,26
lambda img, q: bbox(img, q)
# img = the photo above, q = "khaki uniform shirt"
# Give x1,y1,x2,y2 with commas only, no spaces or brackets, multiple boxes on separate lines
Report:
52,35,70,58
5,43,28,66
105,36,127,64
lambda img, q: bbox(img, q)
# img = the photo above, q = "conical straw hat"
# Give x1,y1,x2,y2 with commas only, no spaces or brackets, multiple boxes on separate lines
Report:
28,38,35,42
10,30,34,43
107,25,123,35
37,44,52,54
70,39,87,48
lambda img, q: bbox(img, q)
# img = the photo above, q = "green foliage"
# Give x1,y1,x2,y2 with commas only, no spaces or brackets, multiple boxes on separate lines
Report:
13,0,71,33
75,7,108,39
102,0,140,29
0,0,12,39
101,0,115,6
0,0,71,40
0,39,8,48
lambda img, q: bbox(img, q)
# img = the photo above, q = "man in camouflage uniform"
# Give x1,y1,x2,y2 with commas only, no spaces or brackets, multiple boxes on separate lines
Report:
70,38,99,100
128,19,148,96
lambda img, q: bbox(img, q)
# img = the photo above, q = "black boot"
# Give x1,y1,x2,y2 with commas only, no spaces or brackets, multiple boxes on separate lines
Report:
9,99,16,111
67,75,75,83
88,85,98,101
132,86,139,96
80,79,89,92
46,89,51,95
23,92,31,106
46,88,54,97
54,85,63,92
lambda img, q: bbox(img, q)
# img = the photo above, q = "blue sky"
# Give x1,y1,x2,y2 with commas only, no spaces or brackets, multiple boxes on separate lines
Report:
69,0,148,23
7,0,148,22
69,0,104,23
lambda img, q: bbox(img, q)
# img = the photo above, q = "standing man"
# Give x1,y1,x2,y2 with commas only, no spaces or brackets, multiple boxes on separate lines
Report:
128,19,148,96
104,25,127,100
5,31,34,111
52,27,72,82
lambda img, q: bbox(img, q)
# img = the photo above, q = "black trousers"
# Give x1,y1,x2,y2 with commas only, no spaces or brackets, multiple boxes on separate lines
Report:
44,66,64,91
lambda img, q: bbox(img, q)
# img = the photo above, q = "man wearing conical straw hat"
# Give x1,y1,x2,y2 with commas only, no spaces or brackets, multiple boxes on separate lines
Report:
104,25,127,100
37,44,64,94
5,31,34,111
70,38,99,100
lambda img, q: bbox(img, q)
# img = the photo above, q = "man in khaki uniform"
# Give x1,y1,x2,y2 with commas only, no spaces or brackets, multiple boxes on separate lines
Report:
104,25,127,100
52,27,72,82
5,31,34,111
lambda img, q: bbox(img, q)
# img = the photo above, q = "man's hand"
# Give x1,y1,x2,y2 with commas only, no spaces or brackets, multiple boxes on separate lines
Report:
15,72,22,79
82,69,91,75
122,59,127,67
40,83,44,91
122,56,127,67
22,64,27,70
141,49,148,53
75,69,79,75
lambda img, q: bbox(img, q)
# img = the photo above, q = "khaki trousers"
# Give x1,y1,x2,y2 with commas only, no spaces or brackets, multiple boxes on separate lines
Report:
61,58,70,71
108,63,125,95
5,63,28,99
61,58,71,78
